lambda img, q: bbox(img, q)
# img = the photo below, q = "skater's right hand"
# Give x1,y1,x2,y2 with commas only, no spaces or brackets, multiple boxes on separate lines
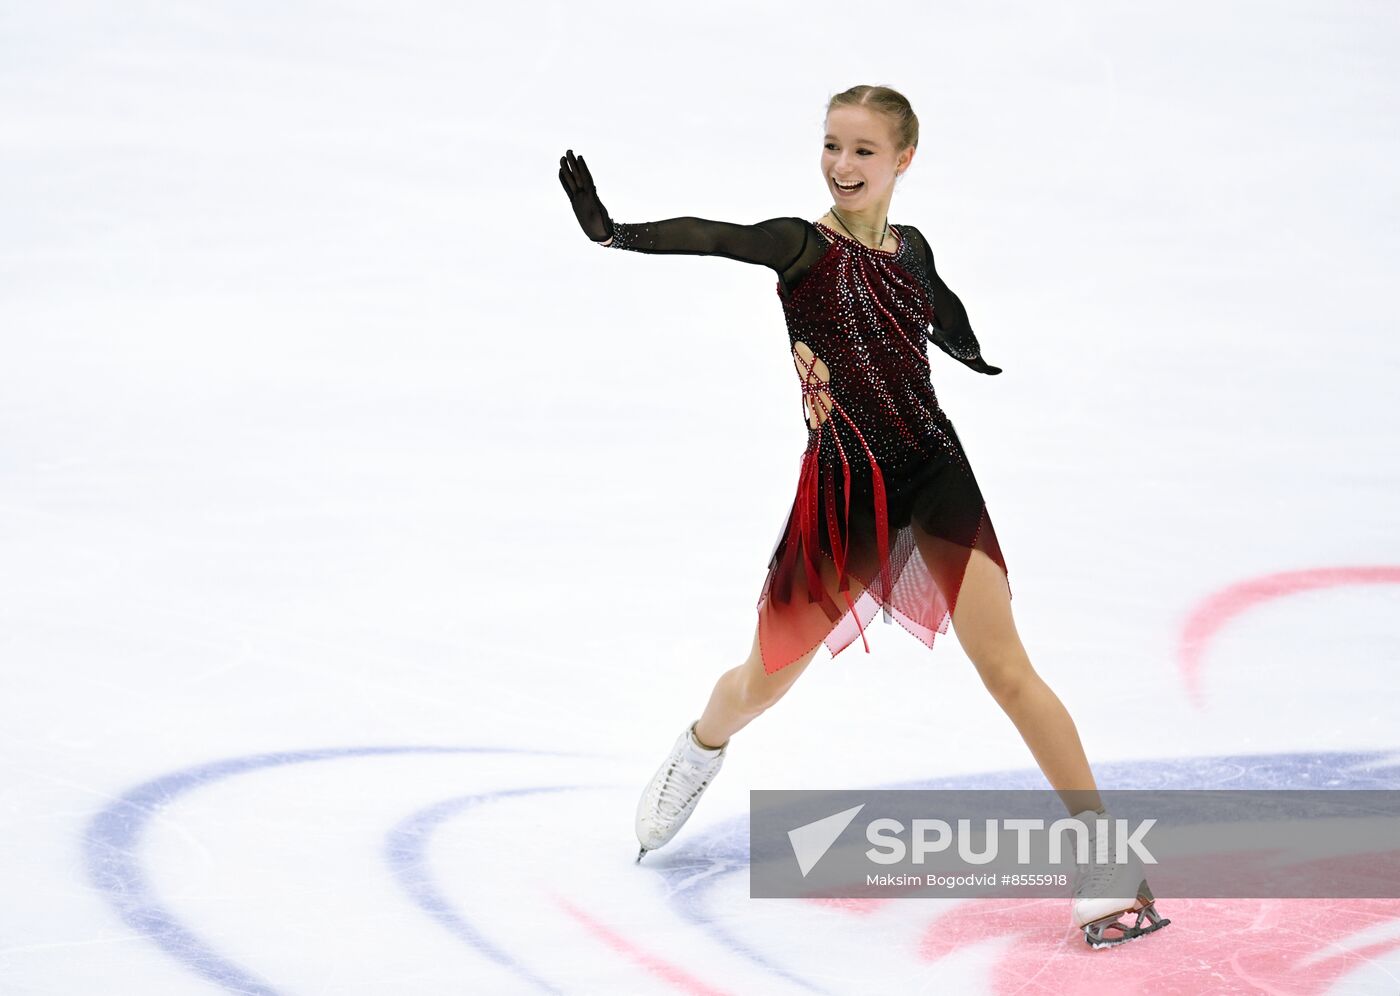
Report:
558,149,614,243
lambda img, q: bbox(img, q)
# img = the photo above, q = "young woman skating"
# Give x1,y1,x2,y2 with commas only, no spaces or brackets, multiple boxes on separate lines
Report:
558,85,1169,948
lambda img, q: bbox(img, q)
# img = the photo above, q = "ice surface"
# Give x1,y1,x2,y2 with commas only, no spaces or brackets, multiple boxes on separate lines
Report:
3,1,1399,992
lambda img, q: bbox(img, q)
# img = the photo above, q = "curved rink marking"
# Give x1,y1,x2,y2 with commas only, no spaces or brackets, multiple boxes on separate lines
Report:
80,743,1400,993
386,790,735,995
1178,565,1400,707
383,785,582,995
81,745,586,995
83,744,725,995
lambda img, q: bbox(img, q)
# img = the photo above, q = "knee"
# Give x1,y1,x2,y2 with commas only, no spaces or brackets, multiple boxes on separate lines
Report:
733,665,790,716
976,652,1036,707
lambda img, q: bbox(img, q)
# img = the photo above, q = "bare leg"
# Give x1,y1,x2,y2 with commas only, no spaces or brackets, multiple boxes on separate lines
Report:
920,533,1103,817
694,554,864,748
692,626,819,748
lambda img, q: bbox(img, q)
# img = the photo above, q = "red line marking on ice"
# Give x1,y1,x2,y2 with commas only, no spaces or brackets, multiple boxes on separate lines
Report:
1179,566,1400,707
803,895,890,915
553,894,734,995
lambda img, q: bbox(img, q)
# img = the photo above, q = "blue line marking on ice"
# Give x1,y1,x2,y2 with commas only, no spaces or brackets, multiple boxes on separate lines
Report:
384,786,583,995
81,745,581,995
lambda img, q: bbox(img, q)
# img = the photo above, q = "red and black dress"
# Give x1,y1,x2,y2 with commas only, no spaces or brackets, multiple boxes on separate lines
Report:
605,215,1011,674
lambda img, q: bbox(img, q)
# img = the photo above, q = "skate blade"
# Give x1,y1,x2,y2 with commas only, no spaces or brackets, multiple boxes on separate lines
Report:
636,846,648,863
1084,900,1171,949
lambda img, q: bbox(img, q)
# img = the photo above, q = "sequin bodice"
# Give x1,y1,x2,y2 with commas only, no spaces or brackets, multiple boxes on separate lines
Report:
779,221,954,476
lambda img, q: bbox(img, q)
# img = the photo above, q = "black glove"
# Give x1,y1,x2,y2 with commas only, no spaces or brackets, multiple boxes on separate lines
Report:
928,324,1002,375
558,149,614,243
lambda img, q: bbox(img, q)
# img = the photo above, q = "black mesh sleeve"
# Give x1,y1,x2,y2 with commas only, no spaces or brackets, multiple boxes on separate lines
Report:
905,226,1001,375
602,216,809,273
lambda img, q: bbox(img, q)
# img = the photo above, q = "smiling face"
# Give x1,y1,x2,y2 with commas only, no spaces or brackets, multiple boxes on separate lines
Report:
821,104,914,216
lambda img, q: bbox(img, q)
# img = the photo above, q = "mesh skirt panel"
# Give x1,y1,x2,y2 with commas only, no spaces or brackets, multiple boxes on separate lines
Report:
755,419,1011,675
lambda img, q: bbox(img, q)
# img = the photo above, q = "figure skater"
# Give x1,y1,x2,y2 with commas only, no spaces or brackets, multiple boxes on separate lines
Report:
558,84,1170,948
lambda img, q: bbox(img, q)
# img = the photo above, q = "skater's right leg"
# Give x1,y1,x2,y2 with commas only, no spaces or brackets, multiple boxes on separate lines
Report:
692,624,821,749
694,553,867,748
636,551,865,860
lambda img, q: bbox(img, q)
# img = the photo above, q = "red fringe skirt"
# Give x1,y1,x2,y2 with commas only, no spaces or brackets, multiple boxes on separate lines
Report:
755,417,1011,675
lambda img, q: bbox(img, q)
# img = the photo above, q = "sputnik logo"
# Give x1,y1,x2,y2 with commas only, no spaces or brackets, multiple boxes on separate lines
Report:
788,803,865,877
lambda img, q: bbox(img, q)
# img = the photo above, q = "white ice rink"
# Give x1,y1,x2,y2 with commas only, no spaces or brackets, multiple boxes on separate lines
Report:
3,2,1399,993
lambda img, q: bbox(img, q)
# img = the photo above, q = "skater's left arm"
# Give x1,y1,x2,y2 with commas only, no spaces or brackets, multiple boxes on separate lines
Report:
907,225,1002,376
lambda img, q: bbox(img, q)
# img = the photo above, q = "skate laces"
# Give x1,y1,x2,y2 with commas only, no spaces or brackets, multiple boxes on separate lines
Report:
654,756,717,821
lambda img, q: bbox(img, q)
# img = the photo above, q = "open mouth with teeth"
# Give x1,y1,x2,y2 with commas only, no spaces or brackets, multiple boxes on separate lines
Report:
834,179,864,192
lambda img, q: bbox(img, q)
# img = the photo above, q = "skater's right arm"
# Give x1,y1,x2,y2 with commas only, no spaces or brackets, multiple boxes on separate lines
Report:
558,148,807,271
598,216,810,272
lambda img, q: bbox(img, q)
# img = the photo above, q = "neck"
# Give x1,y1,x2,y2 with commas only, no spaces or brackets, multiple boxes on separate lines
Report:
828,196,894,243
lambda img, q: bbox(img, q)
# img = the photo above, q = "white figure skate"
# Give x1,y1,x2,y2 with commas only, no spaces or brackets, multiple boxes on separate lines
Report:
635,721,727,862
1069,809,1171,948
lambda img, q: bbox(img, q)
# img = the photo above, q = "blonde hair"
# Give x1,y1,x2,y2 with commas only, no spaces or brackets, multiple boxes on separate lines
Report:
826,84,919,152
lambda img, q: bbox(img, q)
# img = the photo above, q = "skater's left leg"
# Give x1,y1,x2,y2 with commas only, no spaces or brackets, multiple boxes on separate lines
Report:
918,535,1170,944
928,540,1102,817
